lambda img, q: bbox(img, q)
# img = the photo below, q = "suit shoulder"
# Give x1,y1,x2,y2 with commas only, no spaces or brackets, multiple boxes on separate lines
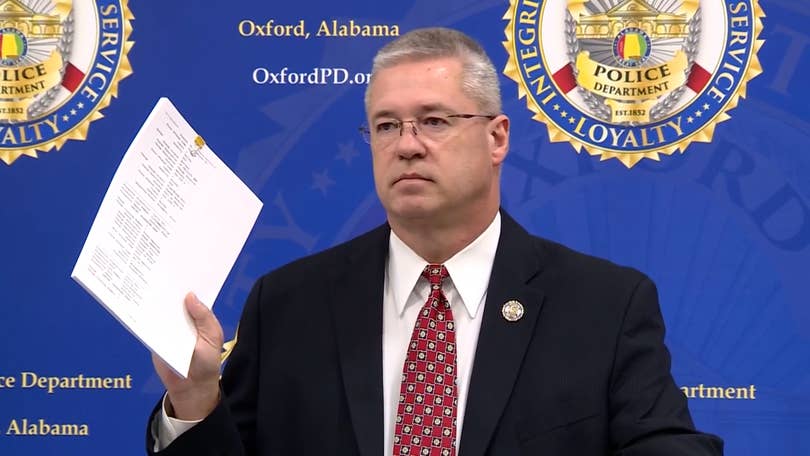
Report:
525,235,659,326
531,234,649,291
255,224,388,292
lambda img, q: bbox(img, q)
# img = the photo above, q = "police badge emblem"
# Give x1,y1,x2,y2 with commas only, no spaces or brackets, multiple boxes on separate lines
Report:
504,0,764,167
0,0,133,165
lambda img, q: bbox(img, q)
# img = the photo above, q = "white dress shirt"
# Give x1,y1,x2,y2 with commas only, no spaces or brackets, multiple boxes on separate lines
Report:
383,213,500,454
156,213,502,453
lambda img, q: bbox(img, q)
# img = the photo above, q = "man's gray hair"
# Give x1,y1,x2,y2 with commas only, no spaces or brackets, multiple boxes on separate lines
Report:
365,27,502,114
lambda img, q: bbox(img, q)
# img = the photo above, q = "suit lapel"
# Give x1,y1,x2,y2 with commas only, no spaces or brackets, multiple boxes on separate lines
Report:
330,225,389,456
459,212,546,456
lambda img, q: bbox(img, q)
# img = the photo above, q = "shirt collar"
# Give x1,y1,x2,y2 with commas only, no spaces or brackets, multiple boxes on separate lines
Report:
388,212,501,319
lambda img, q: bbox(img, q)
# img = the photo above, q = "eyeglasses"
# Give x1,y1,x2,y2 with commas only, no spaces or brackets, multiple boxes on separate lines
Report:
359,113,497,146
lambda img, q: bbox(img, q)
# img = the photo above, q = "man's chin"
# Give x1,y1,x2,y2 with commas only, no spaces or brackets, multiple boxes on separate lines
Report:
385,201,441,222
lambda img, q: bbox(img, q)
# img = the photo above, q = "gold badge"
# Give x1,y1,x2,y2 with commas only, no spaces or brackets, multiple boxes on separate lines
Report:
503,0,764,167
0,0,134,165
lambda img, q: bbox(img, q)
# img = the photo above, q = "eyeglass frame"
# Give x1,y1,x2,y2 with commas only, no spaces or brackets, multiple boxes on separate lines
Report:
358,113,498,145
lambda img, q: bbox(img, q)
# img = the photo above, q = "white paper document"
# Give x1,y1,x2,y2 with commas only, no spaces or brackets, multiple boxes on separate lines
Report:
72,97,262,377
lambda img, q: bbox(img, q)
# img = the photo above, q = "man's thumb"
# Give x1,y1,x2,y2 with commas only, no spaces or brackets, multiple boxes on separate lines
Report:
184,292,217,333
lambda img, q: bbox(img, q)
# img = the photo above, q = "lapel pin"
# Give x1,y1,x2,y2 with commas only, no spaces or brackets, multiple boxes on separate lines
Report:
501,300,524,322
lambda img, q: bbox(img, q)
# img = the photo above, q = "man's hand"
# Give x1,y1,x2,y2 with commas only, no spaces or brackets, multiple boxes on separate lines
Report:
152,292,224,421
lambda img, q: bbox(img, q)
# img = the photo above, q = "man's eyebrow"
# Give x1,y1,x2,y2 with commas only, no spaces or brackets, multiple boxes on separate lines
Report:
417,103,455,114
370,104,454,121
370,110,397,121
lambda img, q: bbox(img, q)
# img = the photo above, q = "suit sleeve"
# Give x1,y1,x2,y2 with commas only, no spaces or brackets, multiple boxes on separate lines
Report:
145,278,264,455
608,276,724,455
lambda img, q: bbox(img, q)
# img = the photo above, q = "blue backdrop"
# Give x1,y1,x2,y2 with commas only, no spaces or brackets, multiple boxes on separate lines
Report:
1,0,809,454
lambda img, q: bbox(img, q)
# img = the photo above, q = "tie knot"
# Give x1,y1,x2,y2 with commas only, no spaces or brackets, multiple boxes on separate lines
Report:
422,264,449,288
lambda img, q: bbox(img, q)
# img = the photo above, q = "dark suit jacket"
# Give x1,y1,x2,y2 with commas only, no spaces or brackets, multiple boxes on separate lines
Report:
147,211,723,455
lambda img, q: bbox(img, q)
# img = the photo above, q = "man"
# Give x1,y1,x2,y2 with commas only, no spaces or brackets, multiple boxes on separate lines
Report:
148,27,723,455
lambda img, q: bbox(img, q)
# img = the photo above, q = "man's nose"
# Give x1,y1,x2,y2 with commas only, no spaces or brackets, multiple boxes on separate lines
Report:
394,122,427,159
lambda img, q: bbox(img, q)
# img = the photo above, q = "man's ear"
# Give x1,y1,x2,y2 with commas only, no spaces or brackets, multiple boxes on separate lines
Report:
489,114,510,166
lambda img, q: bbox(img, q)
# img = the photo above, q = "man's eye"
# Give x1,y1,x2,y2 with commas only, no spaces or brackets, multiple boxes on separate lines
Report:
421,117,449,129
376,122,398,133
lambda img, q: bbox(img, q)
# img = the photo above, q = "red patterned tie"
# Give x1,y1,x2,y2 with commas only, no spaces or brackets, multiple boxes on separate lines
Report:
393,264,458,456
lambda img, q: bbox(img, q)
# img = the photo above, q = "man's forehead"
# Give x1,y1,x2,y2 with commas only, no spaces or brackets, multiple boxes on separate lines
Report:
367,57,469,118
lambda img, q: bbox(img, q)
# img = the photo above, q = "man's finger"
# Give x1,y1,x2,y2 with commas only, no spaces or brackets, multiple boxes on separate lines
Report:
184,292,209,321
184,292,223,344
